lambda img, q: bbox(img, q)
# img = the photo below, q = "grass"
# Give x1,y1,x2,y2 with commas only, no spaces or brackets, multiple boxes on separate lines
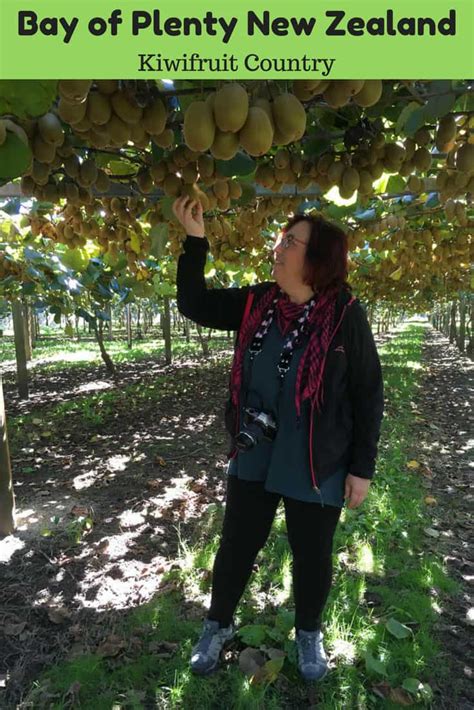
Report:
0,328,234,373
20,324,461,708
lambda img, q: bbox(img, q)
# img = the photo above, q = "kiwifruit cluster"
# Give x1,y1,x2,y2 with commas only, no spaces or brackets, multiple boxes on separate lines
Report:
183,84,306,157
292,79,383,108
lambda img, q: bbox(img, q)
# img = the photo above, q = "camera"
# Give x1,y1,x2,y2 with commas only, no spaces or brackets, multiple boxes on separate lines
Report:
234,407,278,452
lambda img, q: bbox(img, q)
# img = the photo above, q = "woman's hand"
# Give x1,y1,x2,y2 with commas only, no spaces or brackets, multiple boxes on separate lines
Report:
344,474,371,509
172,196,205,238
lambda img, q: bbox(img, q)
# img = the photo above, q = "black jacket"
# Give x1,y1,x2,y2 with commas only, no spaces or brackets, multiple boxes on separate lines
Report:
177,235,384,489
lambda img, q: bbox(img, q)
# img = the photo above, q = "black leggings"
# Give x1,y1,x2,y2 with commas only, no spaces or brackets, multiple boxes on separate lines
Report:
208,475,342,632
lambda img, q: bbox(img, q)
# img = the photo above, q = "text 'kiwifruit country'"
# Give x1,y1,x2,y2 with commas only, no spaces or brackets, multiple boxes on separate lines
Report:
17,9,457,45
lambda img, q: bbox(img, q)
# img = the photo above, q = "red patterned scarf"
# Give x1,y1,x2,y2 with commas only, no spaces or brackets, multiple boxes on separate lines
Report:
230,283,341,418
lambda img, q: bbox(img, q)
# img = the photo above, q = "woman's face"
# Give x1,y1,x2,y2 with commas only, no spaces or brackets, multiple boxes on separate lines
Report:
271,220,311,287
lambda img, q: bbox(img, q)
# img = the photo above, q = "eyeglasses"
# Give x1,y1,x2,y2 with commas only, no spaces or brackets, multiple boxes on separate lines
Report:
273,232,307,251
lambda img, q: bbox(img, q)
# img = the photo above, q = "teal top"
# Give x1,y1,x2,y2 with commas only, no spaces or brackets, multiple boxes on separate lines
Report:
227,318,348,508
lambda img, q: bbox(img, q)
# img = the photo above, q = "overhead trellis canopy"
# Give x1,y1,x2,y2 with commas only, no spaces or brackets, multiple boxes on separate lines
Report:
0,78,472,312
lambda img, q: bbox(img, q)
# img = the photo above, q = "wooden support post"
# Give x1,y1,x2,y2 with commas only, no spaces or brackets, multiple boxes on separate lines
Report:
0,375,15,535
11,301,29,399
162,297,172,365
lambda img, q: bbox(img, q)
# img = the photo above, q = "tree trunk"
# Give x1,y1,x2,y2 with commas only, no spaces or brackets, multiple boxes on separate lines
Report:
23,301,32,361
0,375,16,536
126,303,132,349
458,295,466,353
136,304,143,340
29,306,37,348
162,297,172,365
106,303,113,341
12,300,29,399
196,325,213,357
449,301,457,344
184,317,191,343
92,319,116,377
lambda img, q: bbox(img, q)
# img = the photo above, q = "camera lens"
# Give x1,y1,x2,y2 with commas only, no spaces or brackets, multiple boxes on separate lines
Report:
234,431,256,451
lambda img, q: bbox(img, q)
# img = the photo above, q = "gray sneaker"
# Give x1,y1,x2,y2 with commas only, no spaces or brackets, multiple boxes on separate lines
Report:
295,628,328,681
190,619,235,675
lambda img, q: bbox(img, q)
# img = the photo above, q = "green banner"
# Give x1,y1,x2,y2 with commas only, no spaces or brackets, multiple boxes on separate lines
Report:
0,0,472,79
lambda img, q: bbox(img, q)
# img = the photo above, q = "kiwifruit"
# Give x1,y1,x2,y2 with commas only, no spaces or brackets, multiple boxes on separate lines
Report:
33,134,56,163
272,94,306,142
210,130,239,160
107,114,132,144
58,97,87,125
111,92,143,124
96,80,119,95
184,101,215,152
414,127,432,146
58,80,92,103
239,107,274,156
412,147,432,172
163,173,182,197
87,92,112,125
197,154,215,178
38,113,64,146
152,128,174,149
455,143,474,173
213,83,249,133
353,80,383,107
143,98,167,135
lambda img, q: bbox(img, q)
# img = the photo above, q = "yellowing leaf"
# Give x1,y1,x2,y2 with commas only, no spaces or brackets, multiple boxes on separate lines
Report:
129,232,141,254
389,266,403,281
407,460,420,469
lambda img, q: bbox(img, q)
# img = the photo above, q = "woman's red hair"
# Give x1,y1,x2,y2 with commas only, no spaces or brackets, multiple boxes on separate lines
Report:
283,213,351,292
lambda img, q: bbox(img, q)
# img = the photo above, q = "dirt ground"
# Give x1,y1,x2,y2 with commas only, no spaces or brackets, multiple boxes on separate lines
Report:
0,327,472,709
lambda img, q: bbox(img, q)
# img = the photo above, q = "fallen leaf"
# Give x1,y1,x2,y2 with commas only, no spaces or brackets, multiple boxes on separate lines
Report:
407,460,420,469
4,621,27,636
424,496,437,505
97,634,126,657
389,687,414,705
372,681,391,699
146,479,161,490
154,456,166,466
70,505,90,518
47,607,72,625
251,656,285,686
424,527,440,538
238,647,265,677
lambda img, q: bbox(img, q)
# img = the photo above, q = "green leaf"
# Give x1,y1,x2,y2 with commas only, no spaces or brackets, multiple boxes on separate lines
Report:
386,175,406,194
149,223,169,258
364,650,388,676
60,248,89,272
386,618,413,639
424,83,456,121
404,107,427,137
160,196,176,221
395,101,422,134
109,160,138,176
0,80,57,118
274,609,295,635
0,131,32,180
402,678,423,694
216,152,256,177
236,624,269,647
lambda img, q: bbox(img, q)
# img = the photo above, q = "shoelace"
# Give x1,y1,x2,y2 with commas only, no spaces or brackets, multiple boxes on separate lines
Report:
299,633,323,664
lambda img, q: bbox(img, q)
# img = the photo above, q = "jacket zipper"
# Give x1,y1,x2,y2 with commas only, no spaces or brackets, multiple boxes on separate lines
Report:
308,297,356,503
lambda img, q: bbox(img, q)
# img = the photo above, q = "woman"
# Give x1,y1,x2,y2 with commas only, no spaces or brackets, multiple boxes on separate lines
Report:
173,196,384,682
